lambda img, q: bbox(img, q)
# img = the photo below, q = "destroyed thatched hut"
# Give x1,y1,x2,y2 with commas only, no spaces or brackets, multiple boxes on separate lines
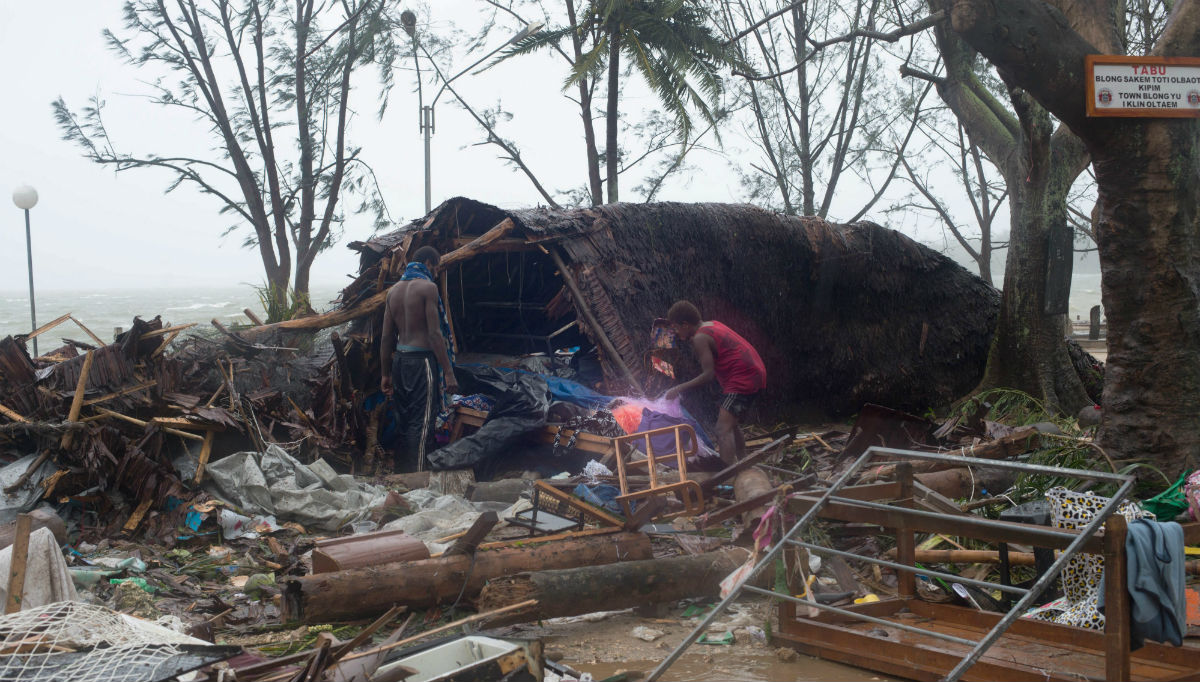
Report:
340,197,999,418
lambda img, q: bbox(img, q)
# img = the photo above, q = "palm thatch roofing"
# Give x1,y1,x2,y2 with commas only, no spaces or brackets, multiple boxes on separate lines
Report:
345,197,999,418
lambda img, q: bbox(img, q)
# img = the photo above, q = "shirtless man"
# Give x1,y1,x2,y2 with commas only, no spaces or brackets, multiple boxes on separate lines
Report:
380,246,459,471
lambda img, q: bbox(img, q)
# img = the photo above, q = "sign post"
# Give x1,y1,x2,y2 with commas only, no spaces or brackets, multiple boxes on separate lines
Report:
1087,55,1200,118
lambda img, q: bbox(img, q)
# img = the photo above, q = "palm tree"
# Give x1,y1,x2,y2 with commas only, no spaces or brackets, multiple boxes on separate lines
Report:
504,0,743,203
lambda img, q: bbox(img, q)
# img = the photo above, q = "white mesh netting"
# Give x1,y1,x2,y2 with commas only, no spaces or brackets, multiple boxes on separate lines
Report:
0,601,218,682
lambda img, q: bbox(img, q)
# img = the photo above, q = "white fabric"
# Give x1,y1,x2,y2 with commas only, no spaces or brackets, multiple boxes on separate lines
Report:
0,527,76,609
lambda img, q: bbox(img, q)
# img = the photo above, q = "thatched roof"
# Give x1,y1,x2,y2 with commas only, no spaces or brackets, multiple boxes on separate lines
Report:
347,197,999,418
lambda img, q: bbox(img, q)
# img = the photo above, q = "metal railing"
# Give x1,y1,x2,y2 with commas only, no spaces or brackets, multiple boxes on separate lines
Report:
646,445,1133,682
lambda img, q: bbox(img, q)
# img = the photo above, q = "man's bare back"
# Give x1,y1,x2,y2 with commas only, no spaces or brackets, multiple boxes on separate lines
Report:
380,255,457,396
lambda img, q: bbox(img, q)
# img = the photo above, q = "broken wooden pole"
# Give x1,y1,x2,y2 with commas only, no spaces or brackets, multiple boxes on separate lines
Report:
436,218,515,272
92,407,205,442
546,247,642,393
0,403,29,424
700,435,791,493
282,531,652,623
60,350,95,450
193,429,215,484
476,547,751,625
444,511,498,557
4,514,32,614
312,531,431,574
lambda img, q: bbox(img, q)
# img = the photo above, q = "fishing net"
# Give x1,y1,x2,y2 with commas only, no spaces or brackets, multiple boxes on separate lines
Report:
0,601,229,682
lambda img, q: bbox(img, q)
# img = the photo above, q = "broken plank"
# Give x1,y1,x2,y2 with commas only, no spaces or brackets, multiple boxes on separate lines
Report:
22,313,71,342
92,407,205,441
194,430,215,484
444,511,498,557
67,316,105,348
61,350,95,449
4,514,32,614
139,323,198,340
81,380,157,407
243,309,264,326
699,435,792,493
122,498,154,533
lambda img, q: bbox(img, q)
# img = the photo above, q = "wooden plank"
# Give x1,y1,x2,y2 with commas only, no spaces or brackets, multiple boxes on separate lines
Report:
699,435,791,492
4,515,32,614
81,380,157,407
1104,514,1130,682
194,430,215,484
0,403,29,424
122,498,153,533
68,316,105,347
23,313,71,342
475,526,622,551
438,269,459,354
61,351,95,449
444,511,498,556
339,599,539,663
92,408,206,441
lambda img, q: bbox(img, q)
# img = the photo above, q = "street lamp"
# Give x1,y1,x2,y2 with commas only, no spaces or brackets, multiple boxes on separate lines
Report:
11,185,38,358
402,12,543,213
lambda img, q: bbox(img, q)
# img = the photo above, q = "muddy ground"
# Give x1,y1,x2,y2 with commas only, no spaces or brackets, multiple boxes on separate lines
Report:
496,596,893,681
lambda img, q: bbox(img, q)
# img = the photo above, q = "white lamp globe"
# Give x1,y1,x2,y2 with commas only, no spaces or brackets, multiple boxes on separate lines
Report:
12,186,38,211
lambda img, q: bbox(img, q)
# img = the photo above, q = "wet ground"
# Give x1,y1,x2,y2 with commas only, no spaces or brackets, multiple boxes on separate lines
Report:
499,597,892,681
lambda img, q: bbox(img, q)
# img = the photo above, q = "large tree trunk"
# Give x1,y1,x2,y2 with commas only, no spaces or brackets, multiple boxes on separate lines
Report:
476,547,750,625
927,3,1090,414
281,531,652,623
948,0,1200,475
974,125,1091,414
1092,123,1200,475
605,27,620,204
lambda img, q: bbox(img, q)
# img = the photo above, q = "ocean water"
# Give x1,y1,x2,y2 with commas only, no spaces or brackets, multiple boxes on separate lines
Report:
0,274,1106,353
0,285,343,352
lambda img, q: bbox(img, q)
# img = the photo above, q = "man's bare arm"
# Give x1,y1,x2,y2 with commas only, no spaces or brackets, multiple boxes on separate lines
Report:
664,334,716,399
423,283,459,392
380,287,398,394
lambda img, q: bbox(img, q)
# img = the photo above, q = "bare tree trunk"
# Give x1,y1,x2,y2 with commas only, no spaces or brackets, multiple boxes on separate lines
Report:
567,0,604,206
1093,123,1200,474
605,27,621,204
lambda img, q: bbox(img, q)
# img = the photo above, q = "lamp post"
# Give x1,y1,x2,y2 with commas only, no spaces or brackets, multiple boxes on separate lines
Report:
11,185,38,357
401,12,542,213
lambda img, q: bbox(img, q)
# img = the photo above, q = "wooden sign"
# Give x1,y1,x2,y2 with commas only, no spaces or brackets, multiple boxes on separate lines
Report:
1086,55,1200,118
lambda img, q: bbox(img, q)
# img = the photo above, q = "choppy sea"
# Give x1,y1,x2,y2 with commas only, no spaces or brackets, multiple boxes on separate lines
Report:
0,274,1105,352
0,285,342,351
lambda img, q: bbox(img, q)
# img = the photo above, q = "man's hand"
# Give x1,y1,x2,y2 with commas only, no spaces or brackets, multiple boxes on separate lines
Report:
663,386,681,401
445,378,460,396
381,375,393,395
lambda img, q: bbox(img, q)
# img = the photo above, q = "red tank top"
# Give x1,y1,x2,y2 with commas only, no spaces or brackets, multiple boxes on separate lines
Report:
697,321,766,394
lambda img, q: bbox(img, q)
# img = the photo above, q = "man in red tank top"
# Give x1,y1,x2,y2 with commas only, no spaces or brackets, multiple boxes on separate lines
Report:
663,301,766,465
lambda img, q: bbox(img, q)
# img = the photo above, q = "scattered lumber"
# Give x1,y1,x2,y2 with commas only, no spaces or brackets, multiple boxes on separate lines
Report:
476,547,751,625
281,531,652,623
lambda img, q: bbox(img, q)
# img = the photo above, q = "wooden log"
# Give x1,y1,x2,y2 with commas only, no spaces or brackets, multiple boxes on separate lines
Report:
282,531,652,623
475,547,750,625
436,218,514,272
913,467,1015,500
312,530,431,574
733,467,774,526
4,515,32,614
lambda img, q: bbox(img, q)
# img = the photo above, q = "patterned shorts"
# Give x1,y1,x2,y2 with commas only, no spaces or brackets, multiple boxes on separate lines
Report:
719,392,759,417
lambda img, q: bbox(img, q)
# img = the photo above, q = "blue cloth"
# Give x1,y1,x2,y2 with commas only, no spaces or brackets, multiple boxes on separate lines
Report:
1126,518,1186,648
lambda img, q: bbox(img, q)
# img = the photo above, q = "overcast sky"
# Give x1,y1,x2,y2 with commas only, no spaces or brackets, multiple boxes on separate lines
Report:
0,1,1098,302
0,1,754,294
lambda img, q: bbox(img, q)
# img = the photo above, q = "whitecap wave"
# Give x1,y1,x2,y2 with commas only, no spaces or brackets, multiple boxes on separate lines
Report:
165,301,234,311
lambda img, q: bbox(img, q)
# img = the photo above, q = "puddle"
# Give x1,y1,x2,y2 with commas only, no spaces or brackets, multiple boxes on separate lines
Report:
572,652,894,681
